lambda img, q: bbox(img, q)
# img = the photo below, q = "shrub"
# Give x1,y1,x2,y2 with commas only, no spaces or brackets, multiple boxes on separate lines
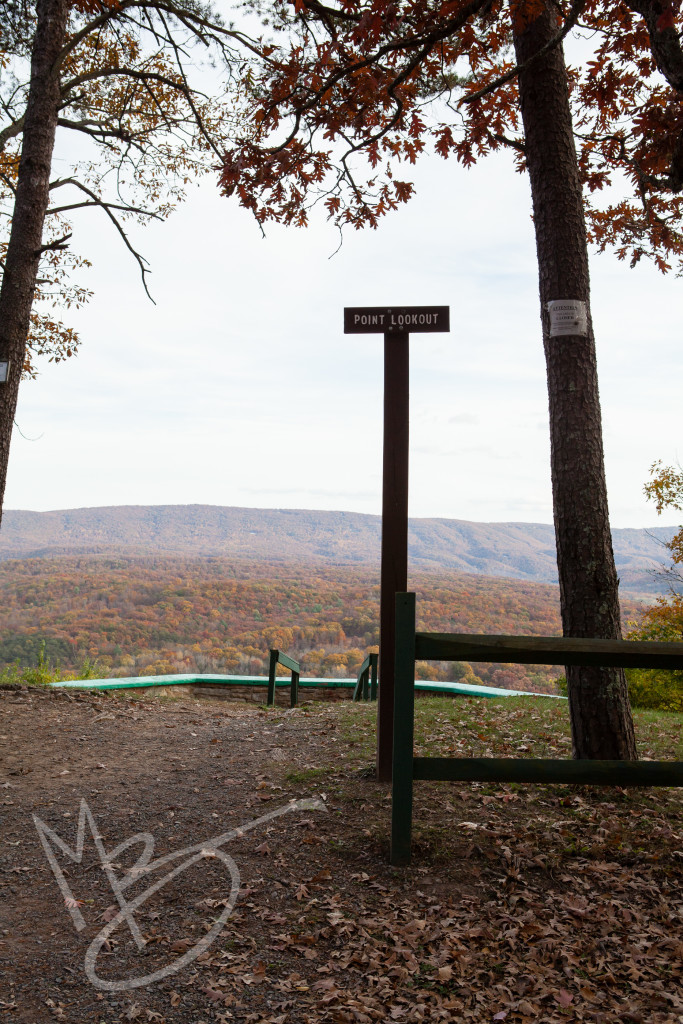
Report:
625,668,683,712
0,642,104,687
555,670,683,711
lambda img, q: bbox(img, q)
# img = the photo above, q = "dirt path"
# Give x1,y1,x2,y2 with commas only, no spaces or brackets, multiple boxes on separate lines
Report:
1,686,682,1024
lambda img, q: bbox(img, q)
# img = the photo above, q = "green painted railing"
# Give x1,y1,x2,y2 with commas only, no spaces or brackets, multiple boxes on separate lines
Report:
267,649,300,708
50,670,561,699
353,652,378,702
391,592,683,865
52,673,356,692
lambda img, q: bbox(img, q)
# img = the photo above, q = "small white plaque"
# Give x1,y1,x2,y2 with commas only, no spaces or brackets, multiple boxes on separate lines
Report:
547,299,588,337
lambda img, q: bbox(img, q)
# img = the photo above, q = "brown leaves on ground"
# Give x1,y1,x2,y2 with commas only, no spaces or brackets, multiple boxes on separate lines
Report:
0,687,681,1023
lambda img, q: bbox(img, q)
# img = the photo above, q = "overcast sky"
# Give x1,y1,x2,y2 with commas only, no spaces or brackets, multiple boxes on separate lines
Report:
5,144,681,530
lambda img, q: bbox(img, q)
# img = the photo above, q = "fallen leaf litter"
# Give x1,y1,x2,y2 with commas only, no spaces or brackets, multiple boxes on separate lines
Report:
0,685,681,1023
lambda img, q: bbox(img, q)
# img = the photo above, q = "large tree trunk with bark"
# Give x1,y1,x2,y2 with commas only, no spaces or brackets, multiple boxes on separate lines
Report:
512,2,638,759
0,0,69,528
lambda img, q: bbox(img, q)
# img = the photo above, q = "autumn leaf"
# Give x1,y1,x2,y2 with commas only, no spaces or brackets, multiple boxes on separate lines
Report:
201,986,224,1002
242,962,267,985
310,867,332,882
170,938,193,953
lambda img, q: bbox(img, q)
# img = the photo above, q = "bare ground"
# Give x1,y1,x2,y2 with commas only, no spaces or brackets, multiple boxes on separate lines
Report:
1,684,682,1024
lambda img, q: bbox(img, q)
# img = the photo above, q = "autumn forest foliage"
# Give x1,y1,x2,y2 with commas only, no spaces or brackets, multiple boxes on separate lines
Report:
0,555,644,693
623,461,683,710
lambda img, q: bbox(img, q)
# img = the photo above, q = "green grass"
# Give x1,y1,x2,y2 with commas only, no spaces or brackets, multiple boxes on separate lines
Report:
285,766,330,784
634,706,683,759
336,693,683,761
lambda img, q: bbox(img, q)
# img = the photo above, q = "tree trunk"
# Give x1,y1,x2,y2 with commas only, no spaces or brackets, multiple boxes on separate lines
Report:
0,0,69,528
511,2,638,759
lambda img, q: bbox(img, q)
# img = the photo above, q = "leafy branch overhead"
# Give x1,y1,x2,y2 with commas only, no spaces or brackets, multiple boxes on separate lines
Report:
221,0,683,271
0,0,258,377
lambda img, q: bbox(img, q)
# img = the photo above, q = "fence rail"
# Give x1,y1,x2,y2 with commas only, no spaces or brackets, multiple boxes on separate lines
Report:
415,632,683,669
267,649,300,708
391,592,683,865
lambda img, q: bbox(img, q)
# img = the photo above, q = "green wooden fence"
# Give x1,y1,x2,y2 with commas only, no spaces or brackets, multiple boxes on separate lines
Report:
391,592,683,865
267,649,300,708
353,652,378,702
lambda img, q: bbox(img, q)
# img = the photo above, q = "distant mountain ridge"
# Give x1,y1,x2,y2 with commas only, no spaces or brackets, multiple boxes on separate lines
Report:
0,504,674,595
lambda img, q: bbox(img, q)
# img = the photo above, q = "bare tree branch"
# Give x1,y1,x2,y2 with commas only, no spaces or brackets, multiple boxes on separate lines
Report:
36,231,72,254
44,177,155,300
0,113,26,152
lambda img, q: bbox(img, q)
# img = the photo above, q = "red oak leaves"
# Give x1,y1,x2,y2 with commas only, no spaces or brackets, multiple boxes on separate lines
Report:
221,0,683,270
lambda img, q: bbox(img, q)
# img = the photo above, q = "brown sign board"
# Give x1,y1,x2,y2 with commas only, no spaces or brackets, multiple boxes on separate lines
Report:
344,306,450,334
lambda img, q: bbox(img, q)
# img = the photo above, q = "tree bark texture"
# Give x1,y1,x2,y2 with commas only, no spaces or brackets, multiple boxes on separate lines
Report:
0,0,69,528
512,2,638,759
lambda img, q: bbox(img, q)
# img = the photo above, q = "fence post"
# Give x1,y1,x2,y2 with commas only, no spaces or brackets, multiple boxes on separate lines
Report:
391,593,416,866
353,653,377,702
290,668,300,708
353,661,366,702
267,649,278,707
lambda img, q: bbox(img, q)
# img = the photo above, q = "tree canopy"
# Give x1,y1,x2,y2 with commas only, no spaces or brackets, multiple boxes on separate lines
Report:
0,0,254,378
221,0,683,274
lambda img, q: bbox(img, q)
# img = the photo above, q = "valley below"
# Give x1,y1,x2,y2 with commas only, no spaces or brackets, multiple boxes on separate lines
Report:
0,504,664,693
0,552,646,694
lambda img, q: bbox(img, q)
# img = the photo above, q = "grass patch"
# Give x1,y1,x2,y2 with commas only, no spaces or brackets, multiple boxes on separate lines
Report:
285,766,330,784
633,706,683,759
336,703,377,756
337,693,682,762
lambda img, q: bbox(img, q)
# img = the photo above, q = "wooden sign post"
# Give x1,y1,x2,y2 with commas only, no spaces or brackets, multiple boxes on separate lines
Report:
344,305,450,780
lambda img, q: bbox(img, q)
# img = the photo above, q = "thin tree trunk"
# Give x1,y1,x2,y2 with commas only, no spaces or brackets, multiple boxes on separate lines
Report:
511,2,638,759
0,0,69,528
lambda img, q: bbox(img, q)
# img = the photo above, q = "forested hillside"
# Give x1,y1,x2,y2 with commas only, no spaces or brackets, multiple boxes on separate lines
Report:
0,555,645,692
0,505,673,594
